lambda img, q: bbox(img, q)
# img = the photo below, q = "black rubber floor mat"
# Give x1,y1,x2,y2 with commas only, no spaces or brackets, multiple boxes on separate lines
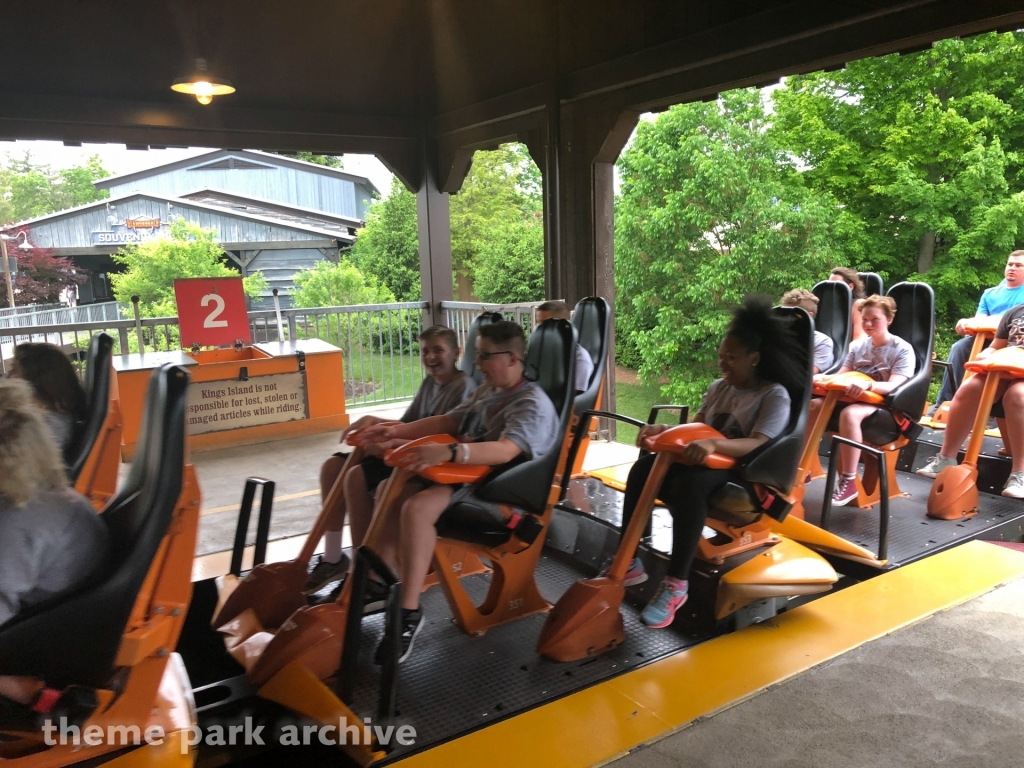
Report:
800,473,1024,567
345,555,701,762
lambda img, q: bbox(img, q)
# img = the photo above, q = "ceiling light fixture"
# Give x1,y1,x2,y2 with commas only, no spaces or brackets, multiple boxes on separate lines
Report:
171,58,235,106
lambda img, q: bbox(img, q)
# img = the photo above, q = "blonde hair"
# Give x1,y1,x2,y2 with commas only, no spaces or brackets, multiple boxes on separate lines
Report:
781,289,819,316
0,379,67,506
858,294,897,320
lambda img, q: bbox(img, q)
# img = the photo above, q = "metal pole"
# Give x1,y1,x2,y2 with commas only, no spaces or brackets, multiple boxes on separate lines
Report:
131,295,144,352
1,239,14,309
272,288,285,342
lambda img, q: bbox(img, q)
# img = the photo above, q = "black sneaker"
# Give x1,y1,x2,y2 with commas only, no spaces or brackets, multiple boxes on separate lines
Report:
375,609,423,665
310,573,391,613
303,553,350,595
362,577,390,614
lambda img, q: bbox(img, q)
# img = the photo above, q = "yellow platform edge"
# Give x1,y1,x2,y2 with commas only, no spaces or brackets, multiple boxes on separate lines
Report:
392,541,1024,768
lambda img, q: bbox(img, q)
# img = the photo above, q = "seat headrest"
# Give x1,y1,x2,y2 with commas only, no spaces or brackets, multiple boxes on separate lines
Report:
571,296,611,413
738,306,815,501
462,312,503,385
477,319,576,515
811,281,852,376
859,272,884,298
887,281,935,374
67,332,113,480
525,318,575,415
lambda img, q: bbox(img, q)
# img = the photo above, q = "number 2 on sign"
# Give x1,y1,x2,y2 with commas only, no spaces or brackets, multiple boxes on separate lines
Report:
201,293,229,328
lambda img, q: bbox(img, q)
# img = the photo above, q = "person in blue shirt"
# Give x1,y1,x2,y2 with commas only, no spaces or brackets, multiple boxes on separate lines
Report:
933,250,1024,409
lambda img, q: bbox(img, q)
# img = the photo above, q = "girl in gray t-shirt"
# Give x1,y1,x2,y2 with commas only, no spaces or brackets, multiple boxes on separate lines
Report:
825,295,915,507
0,379,109,707
617,297,805,631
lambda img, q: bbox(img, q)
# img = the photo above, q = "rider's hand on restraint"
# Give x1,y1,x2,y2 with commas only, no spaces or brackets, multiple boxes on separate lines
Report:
395,442,451,472
340,415,384,443
636,423,669,448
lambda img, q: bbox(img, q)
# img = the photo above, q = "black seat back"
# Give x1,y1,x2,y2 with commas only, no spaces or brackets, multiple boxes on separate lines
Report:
736,307,815,504
811,281,852,375
476,319,576,515
461,312,503,385
571,296,610,414
885,281,934,418
859,272,884,298
0,364,189,689
66,332,113,480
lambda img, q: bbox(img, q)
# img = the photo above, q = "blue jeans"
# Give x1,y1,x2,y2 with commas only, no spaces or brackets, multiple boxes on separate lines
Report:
935,336,982,406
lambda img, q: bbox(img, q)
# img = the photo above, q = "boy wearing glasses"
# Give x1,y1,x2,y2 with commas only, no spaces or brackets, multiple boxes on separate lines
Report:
353,320,559,662
305,326,477,596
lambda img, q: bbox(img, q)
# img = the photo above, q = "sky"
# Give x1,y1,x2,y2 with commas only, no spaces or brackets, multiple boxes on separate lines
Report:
0,140,396,198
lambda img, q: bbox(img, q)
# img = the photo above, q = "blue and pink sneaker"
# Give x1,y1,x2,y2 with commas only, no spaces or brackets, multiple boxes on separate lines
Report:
640,577,688,628
598,556,648,586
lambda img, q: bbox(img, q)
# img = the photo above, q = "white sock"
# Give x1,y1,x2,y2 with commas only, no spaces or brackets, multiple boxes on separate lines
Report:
324,531,343,563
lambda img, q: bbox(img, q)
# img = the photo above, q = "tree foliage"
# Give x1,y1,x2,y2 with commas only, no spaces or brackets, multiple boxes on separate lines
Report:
771,31,1024,334
450,143,542,290
352,143,545,304
110,219,266,318
349,177,420,300
1,228,87,305
269,151,343,168
472,216,545,303
616,90,857,404
0,153,110,225
291,258,395,308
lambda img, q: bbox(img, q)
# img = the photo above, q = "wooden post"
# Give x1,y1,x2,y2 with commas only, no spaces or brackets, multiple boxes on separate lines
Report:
416,143,454,327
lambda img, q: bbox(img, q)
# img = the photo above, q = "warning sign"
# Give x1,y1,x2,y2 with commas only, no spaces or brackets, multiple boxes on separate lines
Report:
186,372,307,435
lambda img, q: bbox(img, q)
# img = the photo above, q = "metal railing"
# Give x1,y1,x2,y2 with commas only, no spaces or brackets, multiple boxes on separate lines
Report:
0,301,123,329
441,300,544,335
0,299,550,407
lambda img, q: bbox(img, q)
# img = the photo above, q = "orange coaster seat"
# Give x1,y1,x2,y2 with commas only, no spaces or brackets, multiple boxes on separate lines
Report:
424,319,579,637
929,346,1024,521
539,306,837,663
0,364,200,766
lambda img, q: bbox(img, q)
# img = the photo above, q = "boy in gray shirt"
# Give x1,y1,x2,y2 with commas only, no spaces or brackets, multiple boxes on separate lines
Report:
354,321,559,663
781,289,834,374
307,325,476,594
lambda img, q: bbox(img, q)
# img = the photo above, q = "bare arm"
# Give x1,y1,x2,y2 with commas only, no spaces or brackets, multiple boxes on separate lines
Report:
976,337,1008,359
863,374,907,396
359,414,460,444
396,437,523,472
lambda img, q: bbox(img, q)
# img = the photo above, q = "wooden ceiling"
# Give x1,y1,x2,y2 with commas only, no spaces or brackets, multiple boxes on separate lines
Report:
1,1,1021,185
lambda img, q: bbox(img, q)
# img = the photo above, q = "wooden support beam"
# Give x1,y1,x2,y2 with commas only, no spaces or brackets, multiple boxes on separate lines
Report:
417,143,454,326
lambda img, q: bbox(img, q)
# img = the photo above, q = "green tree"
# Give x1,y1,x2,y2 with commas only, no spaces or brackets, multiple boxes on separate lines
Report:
472,217,545,303
0,154,110,224
615,90,857,404
110,219,266,318
269,151,343,168
772,31,1024,334
352,143,545,304
291,258,395,308
349,177,420,300
450,143,543,295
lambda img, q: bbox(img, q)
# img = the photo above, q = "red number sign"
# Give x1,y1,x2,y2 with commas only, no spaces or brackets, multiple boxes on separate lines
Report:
174,277,252,348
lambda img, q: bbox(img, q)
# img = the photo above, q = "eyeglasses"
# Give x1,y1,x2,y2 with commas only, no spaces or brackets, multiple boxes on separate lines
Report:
474,350,515,362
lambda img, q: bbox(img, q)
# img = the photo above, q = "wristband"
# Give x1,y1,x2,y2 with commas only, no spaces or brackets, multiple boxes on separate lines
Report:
449,443,459,462
462,443,471,464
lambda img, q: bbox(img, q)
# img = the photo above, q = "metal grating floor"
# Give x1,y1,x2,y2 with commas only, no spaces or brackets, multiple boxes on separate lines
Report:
344,555,700,762
800,473,1024,567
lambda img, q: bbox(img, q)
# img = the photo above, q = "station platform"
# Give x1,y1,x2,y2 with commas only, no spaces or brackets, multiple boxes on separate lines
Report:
188,408,638,578
395,542,1024,768
178,417,1024,768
